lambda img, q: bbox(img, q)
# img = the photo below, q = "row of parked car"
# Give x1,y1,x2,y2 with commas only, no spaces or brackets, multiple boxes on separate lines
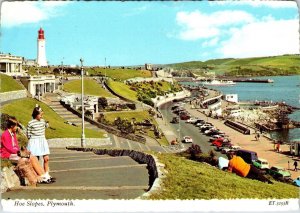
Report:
185,116,299,186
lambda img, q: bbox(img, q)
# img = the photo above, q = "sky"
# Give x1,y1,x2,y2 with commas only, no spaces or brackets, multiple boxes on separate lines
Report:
1,0,299,66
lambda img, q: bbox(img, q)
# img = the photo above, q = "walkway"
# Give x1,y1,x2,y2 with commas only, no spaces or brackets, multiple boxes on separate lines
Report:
2,148,150,199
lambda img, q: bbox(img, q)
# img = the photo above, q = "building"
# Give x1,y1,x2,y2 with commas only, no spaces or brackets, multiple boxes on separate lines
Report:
20,75,56,98
0,53,24,76
225,94,238,103
23,59,37,66
37,28,48,66
145,63,152,70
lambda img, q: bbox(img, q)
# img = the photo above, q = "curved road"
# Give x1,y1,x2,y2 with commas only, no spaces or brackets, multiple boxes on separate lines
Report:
159,102,225,157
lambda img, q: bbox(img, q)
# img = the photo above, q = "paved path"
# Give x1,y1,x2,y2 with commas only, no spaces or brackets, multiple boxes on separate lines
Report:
184,103,300,179
2,148,149,199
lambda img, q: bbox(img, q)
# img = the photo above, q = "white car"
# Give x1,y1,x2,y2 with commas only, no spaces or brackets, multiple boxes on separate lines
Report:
182,136,193,143
186,117,198,123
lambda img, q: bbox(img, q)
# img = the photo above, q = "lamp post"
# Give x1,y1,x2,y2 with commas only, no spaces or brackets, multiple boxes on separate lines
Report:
61,59,64,90
104,57,107,79
80,58,86,148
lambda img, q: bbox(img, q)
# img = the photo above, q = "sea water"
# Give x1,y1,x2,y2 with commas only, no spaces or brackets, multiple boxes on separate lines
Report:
181,75,300,142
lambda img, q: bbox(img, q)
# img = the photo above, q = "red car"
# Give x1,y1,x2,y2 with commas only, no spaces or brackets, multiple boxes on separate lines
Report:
212,138,231,148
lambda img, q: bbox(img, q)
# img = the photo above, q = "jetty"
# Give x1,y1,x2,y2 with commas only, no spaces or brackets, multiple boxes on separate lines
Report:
231,78,274,83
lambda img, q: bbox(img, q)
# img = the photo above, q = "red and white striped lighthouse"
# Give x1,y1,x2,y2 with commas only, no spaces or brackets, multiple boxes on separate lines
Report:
37,27,48,66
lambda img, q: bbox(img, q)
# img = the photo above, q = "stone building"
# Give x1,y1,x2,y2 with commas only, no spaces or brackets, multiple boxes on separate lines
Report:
0,53,24,76
20,75,56,98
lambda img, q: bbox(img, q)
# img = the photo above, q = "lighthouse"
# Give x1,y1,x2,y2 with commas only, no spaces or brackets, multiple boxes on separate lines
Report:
37,27,48,66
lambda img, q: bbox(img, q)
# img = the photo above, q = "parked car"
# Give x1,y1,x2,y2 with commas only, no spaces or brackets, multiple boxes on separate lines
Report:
180,113,190,120
182,136,193,143
186,117,198,123
236,149,258,164
253,158,269,170
268,166,291,179
193,119,204,125
221,145,241,154
293,176,300,187
170,117,179,124
209,135,226,142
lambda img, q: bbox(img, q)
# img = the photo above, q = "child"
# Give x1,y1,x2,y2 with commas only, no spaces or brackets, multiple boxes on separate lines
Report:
1,116,53,183
27,105,52,180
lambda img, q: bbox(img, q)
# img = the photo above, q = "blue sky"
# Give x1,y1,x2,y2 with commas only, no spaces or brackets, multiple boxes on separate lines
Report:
1,1,299,66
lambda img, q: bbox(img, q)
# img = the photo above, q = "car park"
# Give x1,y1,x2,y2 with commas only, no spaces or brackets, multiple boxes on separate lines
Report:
268,166,291,179
182,136,193,143
253,158,269,170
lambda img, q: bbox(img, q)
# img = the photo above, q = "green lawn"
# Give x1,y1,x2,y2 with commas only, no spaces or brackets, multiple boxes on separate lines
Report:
86,67,152,80
104,111,169,146
148,153,299,199
63,79,114,97
0,74,24,92
1,98,105,139
107,79,138,101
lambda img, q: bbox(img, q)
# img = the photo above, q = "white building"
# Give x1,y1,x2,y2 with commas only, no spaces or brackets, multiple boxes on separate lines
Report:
37,28,48,66
225,94,238,103
0,53,24,76
20,75,56,98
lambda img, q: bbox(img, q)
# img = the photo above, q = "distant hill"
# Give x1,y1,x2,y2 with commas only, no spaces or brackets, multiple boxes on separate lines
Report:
167,54,300,77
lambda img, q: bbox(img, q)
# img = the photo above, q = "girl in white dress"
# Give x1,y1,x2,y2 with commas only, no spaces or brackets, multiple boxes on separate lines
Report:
27,105,52,180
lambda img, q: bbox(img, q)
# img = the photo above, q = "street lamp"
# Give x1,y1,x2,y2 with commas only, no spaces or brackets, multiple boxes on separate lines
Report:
104,57,107,79
80,58,86,148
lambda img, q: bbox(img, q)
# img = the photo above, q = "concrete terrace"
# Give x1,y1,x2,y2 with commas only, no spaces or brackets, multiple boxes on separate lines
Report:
2,148,150,199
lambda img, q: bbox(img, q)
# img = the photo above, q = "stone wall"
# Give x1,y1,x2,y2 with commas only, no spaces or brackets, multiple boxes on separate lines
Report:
0,90,27,103
1,167,21,193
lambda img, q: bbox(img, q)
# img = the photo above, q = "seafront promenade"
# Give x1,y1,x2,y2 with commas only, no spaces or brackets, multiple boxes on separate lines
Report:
183,103,300,179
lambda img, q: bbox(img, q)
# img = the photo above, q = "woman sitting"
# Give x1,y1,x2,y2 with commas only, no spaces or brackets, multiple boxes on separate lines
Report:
0,116,54,183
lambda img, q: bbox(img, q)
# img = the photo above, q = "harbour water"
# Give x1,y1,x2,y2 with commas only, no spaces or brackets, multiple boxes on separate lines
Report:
181,75,300,142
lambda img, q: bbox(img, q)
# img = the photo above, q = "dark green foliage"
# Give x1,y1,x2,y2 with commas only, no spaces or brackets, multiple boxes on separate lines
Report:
98,97,108,110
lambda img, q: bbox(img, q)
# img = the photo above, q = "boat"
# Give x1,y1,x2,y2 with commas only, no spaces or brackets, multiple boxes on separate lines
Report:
203,79,236,86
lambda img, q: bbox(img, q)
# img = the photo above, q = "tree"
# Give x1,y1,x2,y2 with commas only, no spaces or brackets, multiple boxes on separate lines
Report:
98,97,108,110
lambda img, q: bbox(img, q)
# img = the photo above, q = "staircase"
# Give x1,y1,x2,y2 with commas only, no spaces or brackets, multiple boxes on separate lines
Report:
43,93,99,131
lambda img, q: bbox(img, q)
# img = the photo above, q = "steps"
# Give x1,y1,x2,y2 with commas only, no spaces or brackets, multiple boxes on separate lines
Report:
2,148,150,199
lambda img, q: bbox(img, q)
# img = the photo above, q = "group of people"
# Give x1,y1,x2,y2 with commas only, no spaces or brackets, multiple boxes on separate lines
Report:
0,105,55,184
217,152,273,184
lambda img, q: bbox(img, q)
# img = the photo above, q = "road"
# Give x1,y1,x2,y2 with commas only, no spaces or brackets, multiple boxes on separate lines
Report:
159,102,225,157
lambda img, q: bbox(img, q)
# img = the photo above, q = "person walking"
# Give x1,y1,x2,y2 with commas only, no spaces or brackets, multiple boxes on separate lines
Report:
227,152,272,184
27,105,52,180
294,161,298,171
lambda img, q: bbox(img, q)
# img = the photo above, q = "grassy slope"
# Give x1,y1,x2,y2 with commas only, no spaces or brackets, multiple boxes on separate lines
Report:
63,79,114,97
0,74,24,92
149,153,298,199
1,98,105,139
107,79,138,101
104,111,169,146
86,67,152,80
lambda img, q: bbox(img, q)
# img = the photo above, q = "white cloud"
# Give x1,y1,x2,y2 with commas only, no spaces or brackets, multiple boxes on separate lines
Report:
1,1,70,27
218,18,299,58
209,0,297,9
202,37,219,47
176,10,255,40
